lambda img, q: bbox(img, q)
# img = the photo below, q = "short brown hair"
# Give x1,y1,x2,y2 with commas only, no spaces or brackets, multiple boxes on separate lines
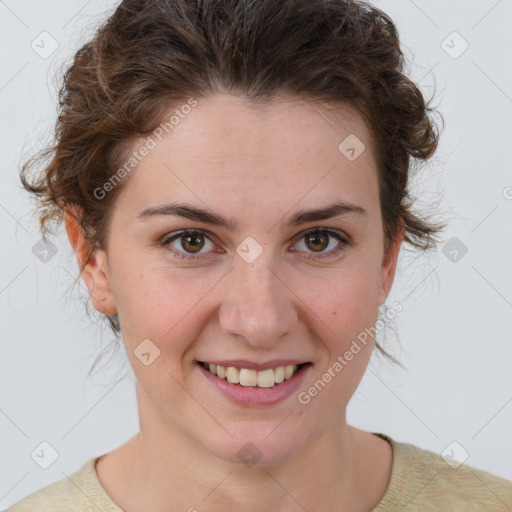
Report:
20,0,446,366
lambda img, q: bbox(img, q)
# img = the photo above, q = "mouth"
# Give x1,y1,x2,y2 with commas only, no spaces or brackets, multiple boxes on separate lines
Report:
196,360,312,388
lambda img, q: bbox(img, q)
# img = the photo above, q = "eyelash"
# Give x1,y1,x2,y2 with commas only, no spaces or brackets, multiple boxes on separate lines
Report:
159,227,351,261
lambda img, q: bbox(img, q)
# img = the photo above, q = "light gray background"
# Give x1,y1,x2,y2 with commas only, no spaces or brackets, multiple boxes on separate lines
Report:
1,0,511,508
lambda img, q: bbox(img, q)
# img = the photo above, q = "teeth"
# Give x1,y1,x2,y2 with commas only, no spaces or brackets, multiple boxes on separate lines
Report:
202,362,303,387
274,366,285,383
284,365,296,379
257,368,275,388
226,366,240,384
239,369,258,387
216,365,226,379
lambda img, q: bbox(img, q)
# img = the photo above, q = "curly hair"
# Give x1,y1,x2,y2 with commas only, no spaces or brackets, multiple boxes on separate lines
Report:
19,0,446,368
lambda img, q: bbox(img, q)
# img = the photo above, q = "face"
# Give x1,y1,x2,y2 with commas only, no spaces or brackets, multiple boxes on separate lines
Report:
68,94,403,466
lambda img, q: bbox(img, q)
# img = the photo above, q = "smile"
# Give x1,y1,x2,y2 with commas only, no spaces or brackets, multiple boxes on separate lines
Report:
198,361,310,388
195,360,313,407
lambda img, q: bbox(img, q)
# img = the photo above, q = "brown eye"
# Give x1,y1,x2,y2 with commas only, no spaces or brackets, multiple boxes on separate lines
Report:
293,228,350,260
161,227,350,262
161,229,215,260
180,233,205,253
304,232,329,252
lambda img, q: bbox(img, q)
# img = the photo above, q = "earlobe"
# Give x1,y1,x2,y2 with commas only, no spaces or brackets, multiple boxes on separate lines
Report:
64,208,117,316
82,249,117,316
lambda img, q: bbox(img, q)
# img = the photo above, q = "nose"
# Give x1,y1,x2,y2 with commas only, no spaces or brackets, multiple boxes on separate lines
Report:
218,251,298,349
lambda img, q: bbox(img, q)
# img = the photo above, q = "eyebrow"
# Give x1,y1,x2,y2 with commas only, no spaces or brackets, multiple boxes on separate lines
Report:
136,200,368,230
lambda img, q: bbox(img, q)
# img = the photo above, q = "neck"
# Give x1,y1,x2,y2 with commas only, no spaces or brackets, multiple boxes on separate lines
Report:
97,385,385,512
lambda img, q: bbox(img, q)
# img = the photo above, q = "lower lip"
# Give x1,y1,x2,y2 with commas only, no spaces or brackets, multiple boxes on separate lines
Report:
197,362,312,406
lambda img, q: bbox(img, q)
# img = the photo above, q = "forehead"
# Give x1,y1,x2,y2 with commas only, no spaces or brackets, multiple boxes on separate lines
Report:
160,93,375,157
113,94,379,221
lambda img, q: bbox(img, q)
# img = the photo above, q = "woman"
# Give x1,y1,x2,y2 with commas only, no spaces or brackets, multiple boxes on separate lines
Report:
8,0,512,510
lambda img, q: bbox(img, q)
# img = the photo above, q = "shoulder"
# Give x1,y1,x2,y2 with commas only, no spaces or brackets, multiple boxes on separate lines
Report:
375,434,512,511
4,457,121,512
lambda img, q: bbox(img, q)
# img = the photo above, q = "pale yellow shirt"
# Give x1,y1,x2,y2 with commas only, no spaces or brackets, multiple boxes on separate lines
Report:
5,433,512,511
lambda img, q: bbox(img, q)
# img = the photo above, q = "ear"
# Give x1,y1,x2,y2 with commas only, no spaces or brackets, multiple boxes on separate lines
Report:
377,217,404,306
64,207,117,316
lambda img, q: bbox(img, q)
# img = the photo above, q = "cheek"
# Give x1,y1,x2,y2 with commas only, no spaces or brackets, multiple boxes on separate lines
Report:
320,270,380,395
302,267,381,344
112,264,217,355
306,284,376,406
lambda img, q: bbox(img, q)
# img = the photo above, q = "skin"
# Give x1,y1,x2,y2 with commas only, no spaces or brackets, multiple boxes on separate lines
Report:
65,93,403,511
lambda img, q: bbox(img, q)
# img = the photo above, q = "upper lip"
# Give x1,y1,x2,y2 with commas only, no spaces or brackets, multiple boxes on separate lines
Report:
197,359,311,371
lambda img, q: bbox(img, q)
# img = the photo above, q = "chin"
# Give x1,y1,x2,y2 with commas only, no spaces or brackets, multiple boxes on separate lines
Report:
203,423,313,468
